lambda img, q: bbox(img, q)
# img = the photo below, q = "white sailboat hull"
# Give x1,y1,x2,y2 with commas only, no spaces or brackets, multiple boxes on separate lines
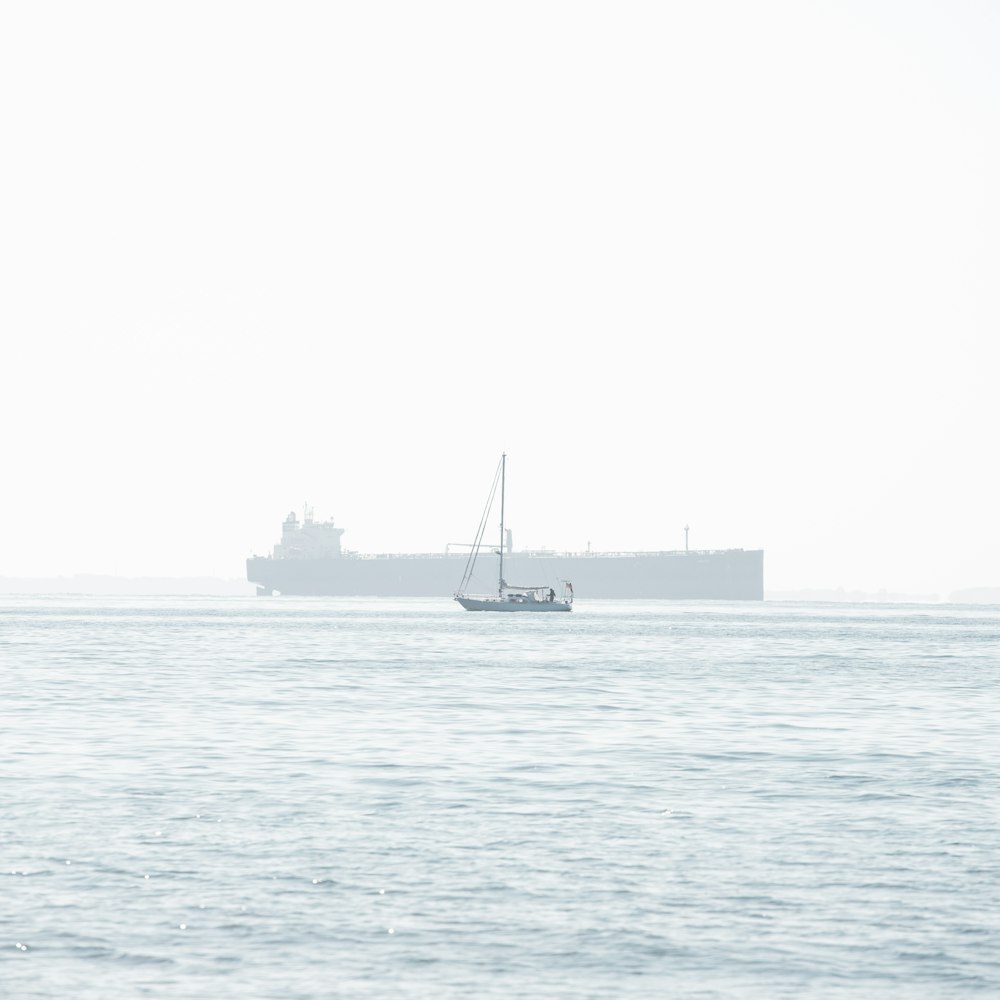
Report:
454,596,572,613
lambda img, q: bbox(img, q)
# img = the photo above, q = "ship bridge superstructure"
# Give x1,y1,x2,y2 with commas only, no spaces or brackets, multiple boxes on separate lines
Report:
272,506,345,560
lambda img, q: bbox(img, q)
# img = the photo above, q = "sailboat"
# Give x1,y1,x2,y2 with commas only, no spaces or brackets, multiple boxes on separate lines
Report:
454,453,574,612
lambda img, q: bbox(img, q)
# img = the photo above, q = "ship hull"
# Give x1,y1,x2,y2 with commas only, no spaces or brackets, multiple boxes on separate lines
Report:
247,549,764,600
454,596,572,612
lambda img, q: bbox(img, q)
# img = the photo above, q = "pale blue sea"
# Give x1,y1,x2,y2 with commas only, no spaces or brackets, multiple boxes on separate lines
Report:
1,597,998,998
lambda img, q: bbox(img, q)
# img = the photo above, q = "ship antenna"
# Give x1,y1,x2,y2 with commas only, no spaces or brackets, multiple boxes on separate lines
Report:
685,524,689,553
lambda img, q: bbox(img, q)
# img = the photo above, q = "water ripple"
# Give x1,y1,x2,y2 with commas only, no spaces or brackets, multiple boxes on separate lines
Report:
1,596,998,998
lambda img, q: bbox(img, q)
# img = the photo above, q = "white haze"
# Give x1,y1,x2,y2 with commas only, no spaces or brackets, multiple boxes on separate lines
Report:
2,1,997,597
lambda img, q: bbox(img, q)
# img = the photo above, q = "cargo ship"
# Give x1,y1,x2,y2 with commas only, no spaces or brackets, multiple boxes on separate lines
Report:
246,508,764,600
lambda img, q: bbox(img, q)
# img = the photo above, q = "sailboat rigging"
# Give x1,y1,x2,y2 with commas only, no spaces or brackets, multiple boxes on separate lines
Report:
454,453,574,613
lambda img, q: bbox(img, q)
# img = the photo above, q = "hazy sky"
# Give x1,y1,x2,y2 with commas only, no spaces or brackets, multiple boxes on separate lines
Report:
3,1,997,595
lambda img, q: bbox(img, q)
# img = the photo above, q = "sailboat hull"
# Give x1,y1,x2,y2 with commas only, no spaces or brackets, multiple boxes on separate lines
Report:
454,596,572,613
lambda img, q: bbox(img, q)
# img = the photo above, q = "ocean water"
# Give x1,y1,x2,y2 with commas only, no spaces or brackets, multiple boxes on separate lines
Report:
1,597,998,999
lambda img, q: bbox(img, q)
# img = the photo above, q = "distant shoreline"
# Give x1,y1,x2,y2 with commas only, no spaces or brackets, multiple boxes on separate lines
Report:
768,588,1000,605
0,577,255,596
1,578,998,604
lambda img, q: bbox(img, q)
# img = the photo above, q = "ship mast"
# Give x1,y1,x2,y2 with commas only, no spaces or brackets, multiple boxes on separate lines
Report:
498,452,506,596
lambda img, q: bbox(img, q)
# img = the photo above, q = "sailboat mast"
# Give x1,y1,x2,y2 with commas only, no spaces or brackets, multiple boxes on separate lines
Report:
498,452,506,596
